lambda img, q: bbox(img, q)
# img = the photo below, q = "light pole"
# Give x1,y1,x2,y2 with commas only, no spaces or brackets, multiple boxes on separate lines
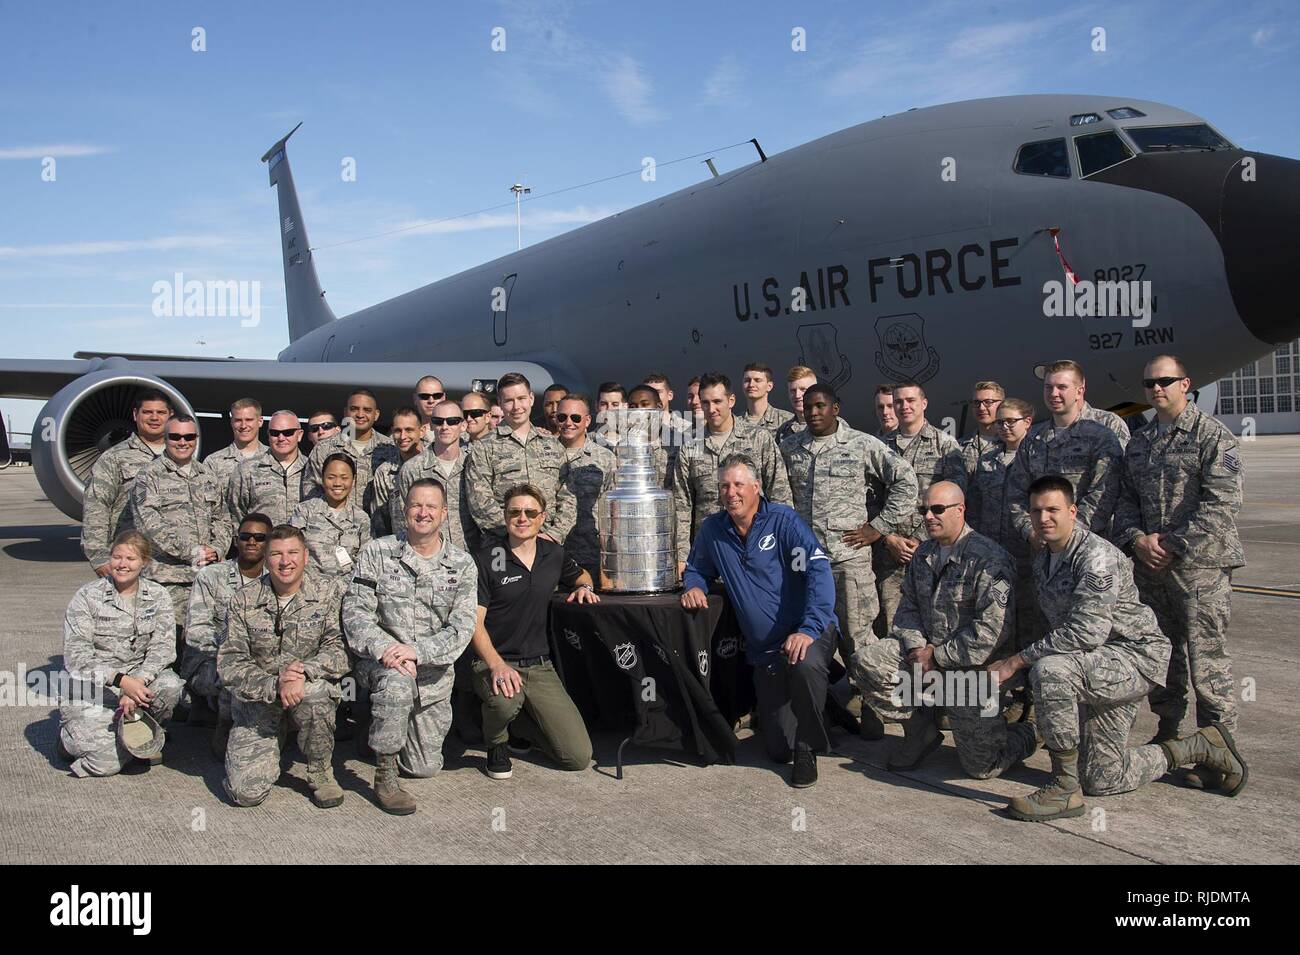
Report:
510,182,531,250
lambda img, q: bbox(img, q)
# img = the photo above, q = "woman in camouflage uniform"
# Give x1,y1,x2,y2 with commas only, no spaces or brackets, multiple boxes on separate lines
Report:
59,530,184,777
291,453,371,579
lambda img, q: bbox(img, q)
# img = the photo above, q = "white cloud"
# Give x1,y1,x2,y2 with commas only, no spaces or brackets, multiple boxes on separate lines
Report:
604,54,665,125
0,144,115,160
0,236,243,259
1252,26,1276,48
701,55,746,107
391,204,619,237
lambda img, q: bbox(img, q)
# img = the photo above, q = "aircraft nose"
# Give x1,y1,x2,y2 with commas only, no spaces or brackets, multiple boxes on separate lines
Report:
1219,153,1300,345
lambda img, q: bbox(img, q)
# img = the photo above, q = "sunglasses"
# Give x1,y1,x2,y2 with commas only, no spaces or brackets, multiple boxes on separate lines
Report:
506,507,542,520
463,409,488,419
554,413,585,424
307,422,337,433
166,432,198,442
430,416,464,426
417,391,446,401
996,417,1030,428
917,503,962,516
268,428,300,438
1143,376,1185,389
237,532,268,542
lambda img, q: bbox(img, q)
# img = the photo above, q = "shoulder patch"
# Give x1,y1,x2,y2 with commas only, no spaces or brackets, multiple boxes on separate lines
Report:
989,575,1010,607
1223,450,1240,473
1084,571,1113,594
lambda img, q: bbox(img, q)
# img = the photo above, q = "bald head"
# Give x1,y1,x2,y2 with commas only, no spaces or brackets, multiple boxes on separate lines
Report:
922,481,966,545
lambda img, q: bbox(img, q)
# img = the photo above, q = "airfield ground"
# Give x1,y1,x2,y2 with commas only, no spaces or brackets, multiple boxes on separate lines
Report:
2,439,1298,864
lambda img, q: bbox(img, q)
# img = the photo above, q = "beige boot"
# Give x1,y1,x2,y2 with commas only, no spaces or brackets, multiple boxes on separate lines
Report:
1159,722,1247,797
374,753,416,815
1007,747,1085,822
307,759,344,808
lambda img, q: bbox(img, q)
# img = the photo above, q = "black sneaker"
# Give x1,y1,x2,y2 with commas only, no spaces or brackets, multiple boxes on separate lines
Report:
824,697,861,736
507,734,533,755
792,750,817,788
486,744,513,780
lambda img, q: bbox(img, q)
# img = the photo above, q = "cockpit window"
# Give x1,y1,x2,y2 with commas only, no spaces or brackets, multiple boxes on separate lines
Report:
1070,113,1102,126
1014,138,1070,178
1075,130,1134,176
1107,107,1146,119
1125,124,1233,152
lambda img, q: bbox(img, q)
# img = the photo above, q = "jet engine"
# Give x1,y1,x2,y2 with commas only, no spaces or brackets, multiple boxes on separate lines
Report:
31,362,195,521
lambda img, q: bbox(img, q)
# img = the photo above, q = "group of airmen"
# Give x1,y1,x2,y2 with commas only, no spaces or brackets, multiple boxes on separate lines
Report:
58,352,1248,821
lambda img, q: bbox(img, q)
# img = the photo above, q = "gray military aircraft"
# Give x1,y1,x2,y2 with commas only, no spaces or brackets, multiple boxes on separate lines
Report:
4,93,1297,520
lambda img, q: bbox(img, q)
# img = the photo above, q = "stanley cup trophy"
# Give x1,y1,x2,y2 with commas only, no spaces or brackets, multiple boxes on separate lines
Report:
597,408,678,593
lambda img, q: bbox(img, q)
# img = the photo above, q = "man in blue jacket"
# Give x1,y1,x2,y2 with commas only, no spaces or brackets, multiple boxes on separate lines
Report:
682,452,837,787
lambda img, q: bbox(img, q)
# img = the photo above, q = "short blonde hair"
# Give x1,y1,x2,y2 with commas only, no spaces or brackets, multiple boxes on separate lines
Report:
786,365,816,383
973,381,1005,398
1045,360,1085,384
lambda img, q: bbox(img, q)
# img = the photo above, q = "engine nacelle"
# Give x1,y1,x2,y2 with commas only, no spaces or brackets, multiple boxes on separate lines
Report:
32,364,196,521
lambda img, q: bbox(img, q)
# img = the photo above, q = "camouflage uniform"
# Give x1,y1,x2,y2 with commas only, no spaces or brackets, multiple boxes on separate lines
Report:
394,446,479,551
852,529,1034,777
203,441,266,491
368,450,422,537
560,439,618,580
780,423,918,663
79,434,160,568
1006,416,1123,542
227,449,309,527
672,416,792,563
1081,401,1131,449
743,405,795,441
183,560,264,720
1022,527,1173,795
960,432,998,487
130,454,231,630
1115,403,1244,732
289,496,372,579
464,424,576,543
218,575,348,806
775,414,852,447
305,430,398,512
60,577,184,777
874,423,966,636
343,538,478,775
965,440,1038,651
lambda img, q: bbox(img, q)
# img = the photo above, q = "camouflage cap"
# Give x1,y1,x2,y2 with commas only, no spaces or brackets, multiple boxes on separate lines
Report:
116,709,165,760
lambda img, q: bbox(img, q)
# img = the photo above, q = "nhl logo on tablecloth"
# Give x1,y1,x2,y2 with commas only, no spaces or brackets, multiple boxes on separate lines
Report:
716,636,738,659
614,642,638,670
697,650,710,677
564,628,581,650
653,643,669,666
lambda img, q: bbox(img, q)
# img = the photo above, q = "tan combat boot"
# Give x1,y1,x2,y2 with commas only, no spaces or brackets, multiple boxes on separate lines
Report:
307,759,344,808
1007,747,1085,821
1159,722,1247,797
887,708,942,771
374,753,416,815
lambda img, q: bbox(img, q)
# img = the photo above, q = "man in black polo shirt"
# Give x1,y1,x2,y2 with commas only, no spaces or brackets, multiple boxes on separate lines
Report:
472,483,598,779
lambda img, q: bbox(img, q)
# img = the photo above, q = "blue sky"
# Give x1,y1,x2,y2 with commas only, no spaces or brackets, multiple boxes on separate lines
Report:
2,0,1297,434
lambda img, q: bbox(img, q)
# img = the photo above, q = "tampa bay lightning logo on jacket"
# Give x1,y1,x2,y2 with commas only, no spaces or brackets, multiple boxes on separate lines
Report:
759,533,776,551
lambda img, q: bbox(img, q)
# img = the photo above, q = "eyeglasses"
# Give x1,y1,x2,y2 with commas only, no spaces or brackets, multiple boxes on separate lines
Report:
237,532,268,542
917,503,963,516
430,416,464,426
1143,376,1185,389
166,432,198,442
463,408,488,419
416,391,446,402
997,417,1030,428
506,507,542,520
268,428,300,438
554,413,585,424
307,422,337,433
972,398,1002,408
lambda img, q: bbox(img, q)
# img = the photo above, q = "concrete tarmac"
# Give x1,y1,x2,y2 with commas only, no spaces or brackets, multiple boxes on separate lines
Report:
2,438,1297,864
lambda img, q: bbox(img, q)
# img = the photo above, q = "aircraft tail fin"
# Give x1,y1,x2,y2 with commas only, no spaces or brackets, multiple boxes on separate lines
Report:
261,123,337,342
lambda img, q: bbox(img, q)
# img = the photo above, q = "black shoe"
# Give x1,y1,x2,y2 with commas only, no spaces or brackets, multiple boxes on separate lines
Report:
824,697,861,736
792,750,818,788
507,734,533,755
486,744,513,780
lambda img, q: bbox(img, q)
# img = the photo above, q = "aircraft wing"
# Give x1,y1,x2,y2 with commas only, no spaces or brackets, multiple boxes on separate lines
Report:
0,356,555,411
